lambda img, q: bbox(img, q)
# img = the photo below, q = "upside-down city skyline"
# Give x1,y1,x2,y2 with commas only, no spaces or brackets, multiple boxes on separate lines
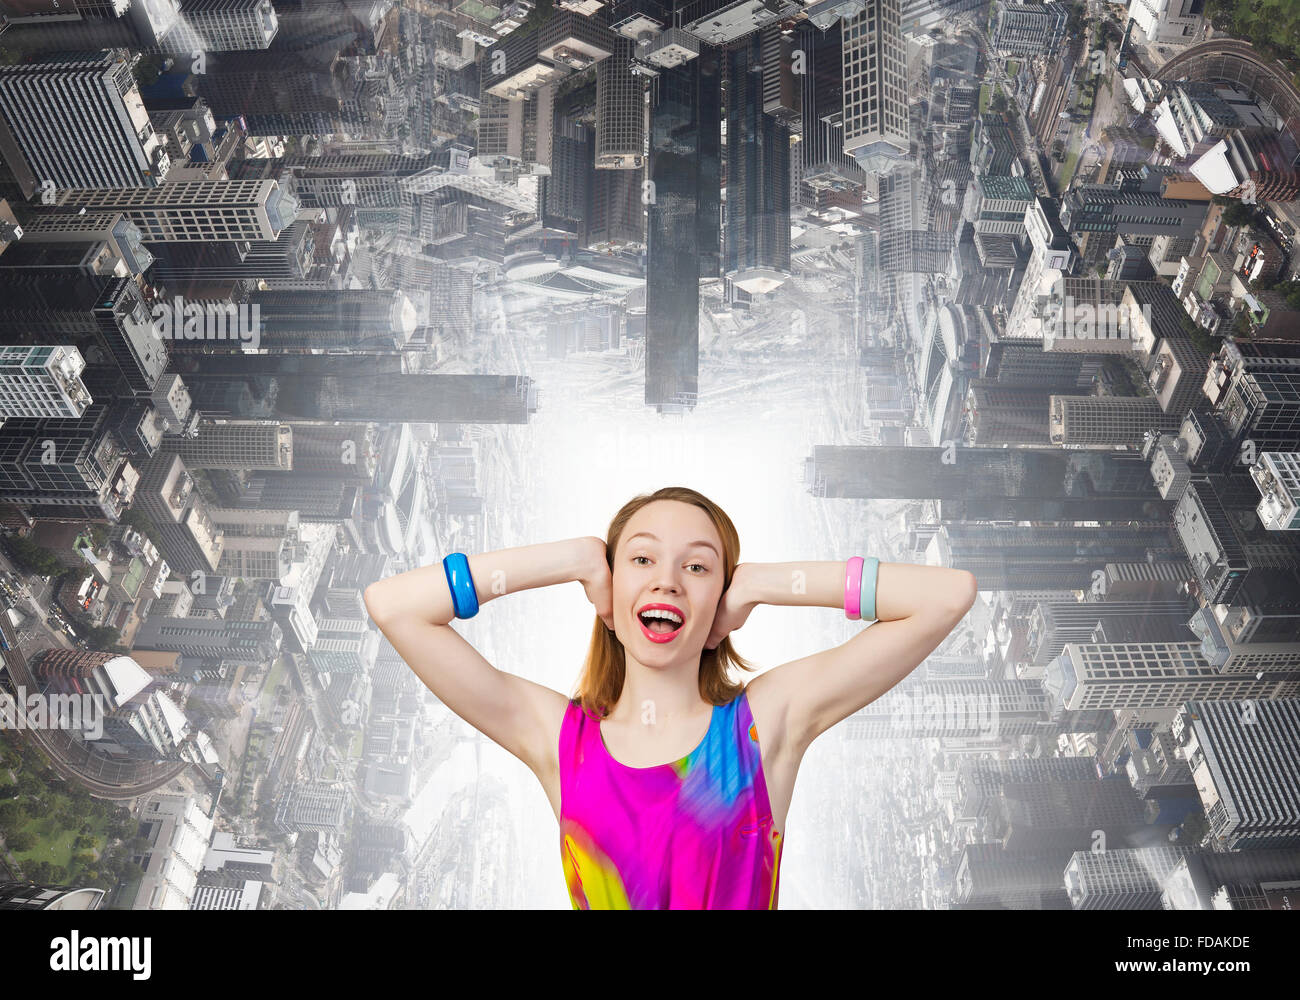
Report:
0,0,1298,916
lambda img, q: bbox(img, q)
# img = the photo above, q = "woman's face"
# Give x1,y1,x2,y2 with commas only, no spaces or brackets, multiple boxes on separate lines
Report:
612,500,726,658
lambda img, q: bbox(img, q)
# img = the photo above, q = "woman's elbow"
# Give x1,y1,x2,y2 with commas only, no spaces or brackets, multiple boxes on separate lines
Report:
950,572,978,615
363,582,391,629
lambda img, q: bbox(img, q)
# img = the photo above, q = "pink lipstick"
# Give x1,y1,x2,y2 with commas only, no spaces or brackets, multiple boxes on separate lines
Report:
636,603,685,643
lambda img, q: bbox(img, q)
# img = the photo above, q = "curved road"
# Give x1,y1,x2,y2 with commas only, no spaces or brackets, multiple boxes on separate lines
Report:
0,618,187,799
1157,38,1300,122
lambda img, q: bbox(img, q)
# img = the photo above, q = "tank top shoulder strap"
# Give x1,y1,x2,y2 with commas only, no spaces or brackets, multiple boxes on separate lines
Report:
559,697,595,782
737,687,760,745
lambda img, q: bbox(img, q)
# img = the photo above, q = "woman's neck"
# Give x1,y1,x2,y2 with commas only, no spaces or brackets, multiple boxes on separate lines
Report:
609,662,709,725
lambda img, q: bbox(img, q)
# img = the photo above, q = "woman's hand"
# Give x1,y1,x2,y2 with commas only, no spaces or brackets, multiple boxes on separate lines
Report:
705,563,756,651
576,536,614,632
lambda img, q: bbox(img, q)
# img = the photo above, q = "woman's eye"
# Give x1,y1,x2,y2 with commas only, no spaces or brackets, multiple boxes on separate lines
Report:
632,556,707,572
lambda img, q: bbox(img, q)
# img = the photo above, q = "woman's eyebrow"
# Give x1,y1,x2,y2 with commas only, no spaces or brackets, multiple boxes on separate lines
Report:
625,531,720,558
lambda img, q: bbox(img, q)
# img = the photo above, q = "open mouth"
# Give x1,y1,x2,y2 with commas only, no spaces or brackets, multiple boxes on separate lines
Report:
637,606,685,642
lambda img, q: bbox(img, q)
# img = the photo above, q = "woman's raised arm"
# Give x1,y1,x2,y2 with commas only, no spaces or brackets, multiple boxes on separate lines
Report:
737,560,978,752
364,536,611,776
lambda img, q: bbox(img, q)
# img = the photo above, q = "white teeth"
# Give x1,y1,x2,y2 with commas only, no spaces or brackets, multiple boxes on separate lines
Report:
640,608,683,624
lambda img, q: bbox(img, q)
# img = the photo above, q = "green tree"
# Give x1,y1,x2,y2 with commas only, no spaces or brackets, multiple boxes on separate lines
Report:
4,829,34,852
84,625,122,650
1221,202,1257,227
1,535,63,576
133,54,163,89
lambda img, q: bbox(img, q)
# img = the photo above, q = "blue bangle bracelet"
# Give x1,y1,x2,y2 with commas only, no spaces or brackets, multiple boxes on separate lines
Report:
443,552,479,619
860,556,879,622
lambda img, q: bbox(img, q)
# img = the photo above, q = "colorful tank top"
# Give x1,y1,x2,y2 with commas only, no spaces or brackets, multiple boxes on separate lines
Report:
558,688,783,909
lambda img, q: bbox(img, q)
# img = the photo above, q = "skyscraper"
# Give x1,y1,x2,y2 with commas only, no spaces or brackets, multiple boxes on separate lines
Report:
794,21,865,197
0,346,91,421
230,151,439,209
841,0,909,175
132,614,283,662
645,45,721,411
0,403,139,520
165,419,293,470
1048,395,1183,447
0,49,171,199
1251,451,1300,531
932,523,1180,591
132,452,225,574
166,0,279,53
246,290,418,351
806,445,1166,522
964,381,1055,446
595,37,645,168
49,180,301,243
1175,697,1300,847
0,274,167,394
1060,171,1210,244
177,355,539,423
1042,643,1280,715
724,35,791,292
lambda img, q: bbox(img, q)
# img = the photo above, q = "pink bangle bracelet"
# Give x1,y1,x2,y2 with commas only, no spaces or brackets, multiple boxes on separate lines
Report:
844,556,864,620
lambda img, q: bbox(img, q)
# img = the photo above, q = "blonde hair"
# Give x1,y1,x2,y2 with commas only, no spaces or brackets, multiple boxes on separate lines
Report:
569,485,758,718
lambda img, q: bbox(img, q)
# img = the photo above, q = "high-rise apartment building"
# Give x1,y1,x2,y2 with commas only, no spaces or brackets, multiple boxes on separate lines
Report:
165,420,293,470
1174,699,1300,850
0,346,92,421
1043,642,1286,715
167,0,279,53
595,37,645,168
131,452,225,574
49,180,301,242
0,49,170,199
0,402,139,520
1048,395,1184,447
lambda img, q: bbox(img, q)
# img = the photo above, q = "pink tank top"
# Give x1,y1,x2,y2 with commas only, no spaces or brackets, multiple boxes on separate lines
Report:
558,688,783,909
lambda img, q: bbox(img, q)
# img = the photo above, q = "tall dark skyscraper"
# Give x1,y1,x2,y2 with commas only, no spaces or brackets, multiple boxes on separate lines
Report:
724,34,791,291
174,353,538,423
806,446,1168,522
247,290,418,351
645,45,721,411
935,523,1181,591
794,21,865,196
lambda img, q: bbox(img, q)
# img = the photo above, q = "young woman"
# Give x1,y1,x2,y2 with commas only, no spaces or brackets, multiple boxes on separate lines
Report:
365,485,977,909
